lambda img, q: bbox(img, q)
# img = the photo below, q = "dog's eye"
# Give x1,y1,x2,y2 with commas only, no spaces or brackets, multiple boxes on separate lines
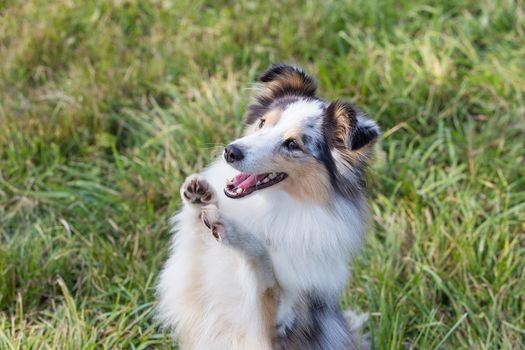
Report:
284,138,300,151
258,118,266,129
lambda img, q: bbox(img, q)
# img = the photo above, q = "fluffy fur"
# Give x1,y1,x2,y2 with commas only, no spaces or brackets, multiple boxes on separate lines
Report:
157,64,380,349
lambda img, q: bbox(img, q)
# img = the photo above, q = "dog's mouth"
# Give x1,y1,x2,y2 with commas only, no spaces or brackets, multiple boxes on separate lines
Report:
224,172,288,199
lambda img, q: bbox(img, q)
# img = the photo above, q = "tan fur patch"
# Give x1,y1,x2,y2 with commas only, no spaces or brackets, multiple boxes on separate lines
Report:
282,127,303,146
289,73,308,91
263,109,282,126
260,70,317,101
176,267,206,348
244,109,282,136
260,287,277,342
280,157,331,204
331,102,356,147
271,73,308,93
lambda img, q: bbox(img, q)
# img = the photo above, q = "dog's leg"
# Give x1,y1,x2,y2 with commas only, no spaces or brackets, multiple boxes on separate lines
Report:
198,202,299,341
181,174,275,291
200,204,277,292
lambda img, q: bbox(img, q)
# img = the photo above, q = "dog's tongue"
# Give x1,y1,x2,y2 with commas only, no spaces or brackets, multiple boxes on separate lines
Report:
232,173,251,186
232,173,267,190
239,175,258,190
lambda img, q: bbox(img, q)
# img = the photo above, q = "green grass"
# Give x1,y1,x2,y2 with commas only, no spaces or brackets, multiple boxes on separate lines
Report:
1,0,524,348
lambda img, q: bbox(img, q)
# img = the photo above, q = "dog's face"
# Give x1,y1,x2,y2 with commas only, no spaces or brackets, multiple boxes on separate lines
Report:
224,64,380,203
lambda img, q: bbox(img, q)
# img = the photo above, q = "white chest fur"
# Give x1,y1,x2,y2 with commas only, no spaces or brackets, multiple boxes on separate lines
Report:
203,158,367,296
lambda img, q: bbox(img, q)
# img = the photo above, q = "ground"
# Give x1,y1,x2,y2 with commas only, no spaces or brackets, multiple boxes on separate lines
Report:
0,0,524,349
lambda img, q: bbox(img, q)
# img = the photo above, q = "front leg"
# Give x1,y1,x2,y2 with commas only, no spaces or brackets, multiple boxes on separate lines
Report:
200,204,276,292
200,204,299,339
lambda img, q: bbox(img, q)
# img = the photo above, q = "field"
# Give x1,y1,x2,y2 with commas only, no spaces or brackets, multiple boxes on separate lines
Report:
1,0,524,349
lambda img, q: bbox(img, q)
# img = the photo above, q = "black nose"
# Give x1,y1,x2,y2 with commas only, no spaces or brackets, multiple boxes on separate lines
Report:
224,144,244,163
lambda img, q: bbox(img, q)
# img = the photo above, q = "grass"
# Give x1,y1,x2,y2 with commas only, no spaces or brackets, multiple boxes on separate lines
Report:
0,0,524,348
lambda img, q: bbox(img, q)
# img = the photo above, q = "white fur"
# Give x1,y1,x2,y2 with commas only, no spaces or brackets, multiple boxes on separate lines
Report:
157,159,367,349
227,100,325,174
157,99,370,349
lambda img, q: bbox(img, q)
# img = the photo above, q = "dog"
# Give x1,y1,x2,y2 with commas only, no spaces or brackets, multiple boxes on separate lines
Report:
157,64,380,349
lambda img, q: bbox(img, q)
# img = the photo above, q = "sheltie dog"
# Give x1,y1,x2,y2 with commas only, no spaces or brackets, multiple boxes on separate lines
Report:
157,64,380,349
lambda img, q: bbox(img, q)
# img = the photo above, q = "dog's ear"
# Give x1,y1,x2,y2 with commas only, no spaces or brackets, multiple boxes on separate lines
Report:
323,101,379,152
322,101,379,196
257,63,317,103
246,64,318,125
352,115,380,150
322,101,358,151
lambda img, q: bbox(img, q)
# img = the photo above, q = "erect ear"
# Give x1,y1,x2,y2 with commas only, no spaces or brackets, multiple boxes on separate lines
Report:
323,101,379,151
257,63,317,103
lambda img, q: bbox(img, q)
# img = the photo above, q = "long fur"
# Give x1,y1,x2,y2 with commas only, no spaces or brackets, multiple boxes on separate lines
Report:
157,64,379,349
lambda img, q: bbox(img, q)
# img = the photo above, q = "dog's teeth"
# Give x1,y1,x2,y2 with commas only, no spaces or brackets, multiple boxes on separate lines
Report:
262,178,269,183
256,181,261,185
269,173,276,179
236,188,243,194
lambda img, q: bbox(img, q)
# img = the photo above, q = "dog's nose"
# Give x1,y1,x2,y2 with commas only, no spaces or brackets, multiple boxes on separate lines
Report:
224,144,244,163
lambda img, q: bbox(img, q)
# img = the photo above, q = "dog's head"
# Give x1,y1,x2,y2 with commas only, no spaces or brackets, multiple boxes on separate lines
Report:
224,64,380,203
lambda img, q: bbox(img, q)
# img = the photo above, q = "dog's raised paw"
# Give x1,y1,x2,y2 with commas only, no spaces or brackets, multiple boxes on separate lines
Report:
181,175,217,205
200,204,226,241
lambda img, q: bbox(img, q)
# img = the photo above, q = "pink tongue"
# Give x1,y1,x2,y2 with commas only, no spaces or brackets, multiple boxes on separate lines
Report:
238,174,258,190
232,173,251,186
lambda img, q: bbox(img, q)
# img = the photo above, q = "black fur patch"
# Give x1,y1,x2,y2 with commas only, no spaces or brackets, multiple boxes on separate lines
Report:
313,140,340,193
301,134,312,146
273,292,353,350
259,64,295,82
351,122,379,150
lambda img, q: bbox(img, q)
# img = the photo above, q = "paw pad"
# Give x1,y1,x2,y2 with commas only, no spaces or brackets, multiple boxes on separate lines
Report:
182,175,216,205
